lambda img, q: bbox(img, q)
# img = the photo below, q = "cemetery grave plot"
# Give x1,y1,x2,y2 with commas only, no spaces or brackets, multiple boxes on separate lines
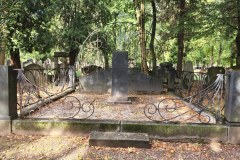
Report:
26,92,217,124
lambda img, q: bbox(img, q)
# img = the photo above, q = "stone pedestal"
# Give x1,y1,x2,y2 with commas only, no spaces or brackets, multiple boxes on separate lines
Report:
0,65,18,120
110,51,130,103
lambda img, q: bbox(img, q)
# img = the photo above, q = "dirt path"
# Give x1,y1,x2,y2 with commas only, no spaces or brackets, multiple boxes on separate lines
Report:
0,134,240,160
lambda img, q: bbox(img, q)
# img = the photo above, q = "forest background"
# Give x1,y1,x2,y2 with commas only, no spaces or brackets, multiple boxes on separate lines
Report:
0,0,239,74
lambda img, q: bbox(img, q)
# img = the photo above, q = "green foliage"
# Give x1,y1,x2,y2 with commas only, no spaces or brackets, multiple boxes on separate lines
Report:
1,0,238,67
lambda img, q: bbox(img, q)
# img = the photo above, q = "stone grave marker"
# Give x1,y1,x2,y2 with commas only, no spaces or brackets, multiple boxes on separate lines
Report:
207,67,225,85
24,63,44,86
183,61,194,72
182,61,194,89
110,51,130,103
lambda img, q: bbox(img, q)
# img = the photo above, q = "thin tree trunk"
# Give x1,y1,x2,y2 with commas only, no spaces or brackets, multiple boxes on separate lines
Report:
0,42,6,65
140,0,148,73
133,0,148,74
177,0,185,72
236,0,240,66
230,46,234,67
217,43,222,66
10,48,21,69
69,47,79,66
103,51,109,69
149,0,157,75
210,46,214,67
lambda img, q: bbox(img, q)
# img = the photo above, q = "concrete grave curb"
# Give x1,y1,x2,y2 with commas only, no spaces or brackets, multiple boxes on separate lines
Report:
11,119,228,142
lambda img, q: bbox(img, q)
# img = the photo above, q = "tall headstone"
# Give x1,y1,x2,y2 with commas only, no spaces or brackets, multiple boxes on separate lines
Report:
110,51,129,102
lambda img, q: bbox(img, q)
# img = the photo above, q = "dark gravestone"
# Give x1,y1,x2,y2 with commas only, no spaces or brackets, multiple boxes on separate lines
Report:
207,67,225,85
111,51,129,102
0,66,18,120
79,69,111,92
168,68,176,91
128,68,163,93
79,68,163,93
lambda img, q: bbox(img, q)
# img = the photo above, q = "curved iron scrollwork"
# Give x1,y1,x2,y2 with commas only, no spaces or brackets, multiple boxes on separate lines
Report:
17,68,94,120
56,96,95,119
144,74,225,123
27,96,96,120
175,71,209,97
17,69,53,117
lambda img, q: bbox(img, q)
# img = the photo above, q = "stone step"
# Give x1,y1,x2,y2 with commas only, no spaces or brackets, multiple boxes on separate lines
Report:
89,131,151,148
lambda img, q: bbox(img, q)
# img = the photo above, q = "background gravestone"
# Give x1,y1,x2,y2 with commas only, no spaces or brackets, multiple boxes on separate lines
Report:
128,68,163,93
207,67,225,85
183,61,194,72
111,51,129,102
24,63,44,87
79,68,163,93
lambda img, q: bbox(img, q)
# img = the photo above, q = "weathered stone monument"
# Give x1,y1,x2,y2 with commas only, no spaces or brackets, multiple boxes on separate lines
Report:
183,61,194,72
110,51,130,103
24,63,44,86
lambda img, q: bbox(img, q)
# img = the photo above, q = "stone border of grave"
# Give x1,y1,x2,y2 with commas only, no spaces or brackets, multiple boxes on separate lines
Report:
11,119,229,143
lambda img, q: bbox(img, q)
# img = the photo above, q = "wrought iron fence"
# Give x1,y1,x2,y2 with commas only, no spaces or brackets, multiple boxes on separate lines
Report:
175,71,209,97
145,71,226,124
17,67,75,117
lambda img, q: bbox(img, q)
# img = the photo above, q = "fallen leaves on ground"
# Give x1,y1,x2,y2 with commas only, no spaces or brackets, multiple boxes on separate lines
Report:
0,135,240,160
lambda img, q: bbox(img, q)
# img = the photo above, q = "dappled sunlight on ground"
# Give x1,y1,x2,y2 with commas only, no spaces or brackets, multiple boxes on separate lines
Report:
0,135,240,159
26,92,216,124
0,135,88,159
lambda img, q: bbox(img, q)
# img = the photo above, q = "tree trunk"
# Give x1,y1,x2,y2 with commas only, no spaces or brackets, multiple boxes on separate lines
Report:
10,48,21,69
217,43,222,66
177,0,185,72
210,46,214,67
0,42,6,65
69,47,79,66
133,0,148,74
236,0,240,66
140,0,148,74
103,51,109,69
149,0,157,75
